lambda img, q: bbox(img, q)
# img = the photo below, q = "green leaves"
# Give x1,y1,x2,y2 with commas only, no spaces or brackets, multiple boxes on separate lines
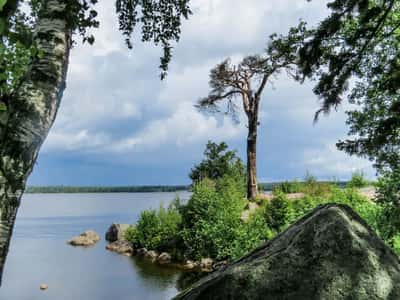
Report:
116,0,192,78
0,18,5,35
290,0,400,172
0,101,6,111
189,141,245,187
0,0,7,12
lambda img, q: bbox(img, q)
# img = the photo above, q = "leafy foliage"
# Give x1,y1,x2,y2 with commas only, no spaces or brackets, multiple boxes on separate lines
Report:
115,0,191,78
347,170,369,188
292,0,400,172
230,206,273,259
189,141,245,185
180,177,246,260
273,180,302,194
264,192,290,233
375,169,400,241
125,201,182,252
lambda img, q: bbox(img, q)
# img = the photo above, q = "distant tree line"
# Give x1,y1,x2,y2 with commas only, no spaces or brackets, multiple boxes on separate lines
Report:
26,181,350,194
25,185,190,194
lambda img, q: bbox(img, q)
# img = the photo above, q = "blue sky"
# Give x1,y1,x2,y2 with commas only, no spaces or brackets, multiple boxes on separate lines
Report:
28,0,375,186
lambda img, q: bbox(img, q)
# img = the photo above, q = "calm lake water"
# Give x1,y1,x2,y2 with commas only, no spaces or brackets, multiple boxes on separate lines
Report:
0,192,191,300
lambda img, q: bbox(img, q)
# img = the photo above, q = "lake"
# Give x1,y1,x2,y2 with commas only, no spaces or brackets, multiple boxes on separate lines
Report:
0,192,192,300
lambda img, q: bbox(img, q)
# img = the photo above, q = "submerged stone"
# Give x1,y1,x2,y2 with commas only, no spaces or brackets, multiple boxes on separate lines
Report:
174,204,400,300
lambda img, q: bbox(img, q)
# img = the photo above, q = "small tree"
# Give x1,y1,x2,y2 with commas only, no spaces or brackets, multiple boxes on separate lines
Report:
189,141,245,185
196,28,304,199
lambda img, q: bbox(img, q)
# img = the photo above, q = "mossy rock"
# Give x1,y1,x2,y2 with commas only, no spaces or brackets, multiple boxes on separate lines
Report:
174,203,400,300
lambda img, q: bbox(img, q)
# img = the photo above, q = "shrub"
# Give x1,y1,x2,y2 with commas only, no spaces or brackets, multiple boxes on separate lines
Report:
392,233,400,255
287,195,323,224
125,202,182,252
189,141,246,185
298,173,333,196
124,226,139,245
374,169,400,241
264,192,291,233
273,180,301,194
231,207,273,258
180,176,246,260
347,171,369,188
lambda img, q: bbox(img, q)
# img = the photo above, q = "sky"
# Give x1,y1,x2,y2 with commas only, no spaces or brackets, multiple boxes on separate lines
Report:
28,0,376,186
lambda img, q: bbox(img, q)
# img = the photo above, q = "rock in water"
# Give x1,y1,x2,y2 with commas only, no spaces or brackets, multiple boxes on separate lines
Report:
174,204,400,300
106,240,135,256
157,252,172,265
105,224,130,242
39,284,48,290
67,230,100,247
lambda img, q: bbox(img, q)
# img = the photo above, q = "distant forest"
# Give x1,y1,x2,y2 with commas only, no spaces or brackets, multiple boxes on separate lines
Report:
26,181,349,193
25,185,190,193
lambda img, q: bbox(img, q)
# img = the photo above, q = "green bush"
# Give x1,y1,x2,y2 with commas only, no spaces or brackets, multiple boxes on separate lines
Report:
347,171,369,188
373,170,400,242
125,202,182,252
298,173,333,196
231,207,273,258
264,192,291,233
287,195,323,224
189,141,246,185
273,180,302,194
392,233,400,255
180,177,246,260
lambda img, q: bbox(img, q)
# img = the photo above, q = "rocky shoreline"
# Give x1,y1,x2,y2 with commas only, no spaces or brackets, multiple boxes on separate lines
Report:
104,223,222,272
66,223,225,273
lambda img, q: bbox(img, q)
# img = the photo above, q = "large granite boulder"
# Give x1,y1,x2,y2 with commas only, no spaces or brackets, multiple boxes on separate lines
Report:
67,230,100,247
105,224,130,242
175,204,400,300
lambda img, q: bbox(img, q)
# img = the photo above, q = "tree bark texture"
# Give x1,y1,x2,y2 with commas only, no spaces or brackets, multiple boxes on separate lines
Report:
246,111,258,200
0,0,71,283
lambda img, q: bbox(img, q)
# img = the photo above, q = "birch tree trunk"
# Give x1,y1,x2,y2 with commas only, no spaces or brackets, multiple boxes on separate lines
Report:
0,0,71,282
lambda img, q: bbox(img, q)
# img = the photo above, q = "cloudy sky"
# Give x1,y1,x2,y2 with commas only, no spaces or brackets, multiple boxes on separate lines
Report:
28,0,375,186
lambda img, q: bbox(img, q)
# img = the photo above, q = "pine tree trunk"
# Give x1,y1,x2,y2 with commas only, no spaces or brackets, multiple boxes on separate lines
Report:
0,0,71,283
247,116,258,200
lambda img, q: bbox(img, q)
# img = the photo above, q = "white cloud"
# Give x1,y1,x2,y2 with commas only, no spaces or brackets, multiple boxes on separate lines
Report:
44,129,110,152
303,143,375,180
112,103,245,152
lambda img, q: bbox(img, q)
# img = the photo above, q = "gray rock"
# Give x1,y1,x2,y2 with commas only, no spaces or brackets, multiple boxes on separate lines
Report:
174,204,400,300
106,240,135,256
212,260,227,271
144,250,159,262
182,260,196,270
67,230,100,247
136,248,148,257
199,258,213,271
105,224,130,242
157,252,172,265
